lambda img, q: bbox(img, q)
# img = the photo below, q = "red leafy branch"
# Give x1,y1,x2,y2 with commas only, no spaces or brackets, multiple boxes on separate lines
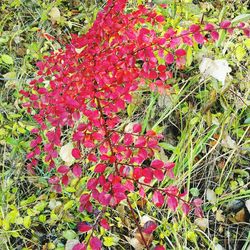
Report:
20,0,249,249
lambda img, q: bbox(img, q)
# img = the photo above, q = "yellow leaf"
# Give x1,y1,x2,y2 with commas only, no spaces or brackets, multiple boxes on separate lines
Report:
103,237,116,247
49,7,61,24
235,45,246,61
23,216,31,229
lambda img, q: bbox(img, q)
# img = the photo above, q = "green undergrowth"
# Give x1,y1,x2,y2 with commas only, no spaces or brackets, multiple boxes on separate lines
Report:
0,0,250,249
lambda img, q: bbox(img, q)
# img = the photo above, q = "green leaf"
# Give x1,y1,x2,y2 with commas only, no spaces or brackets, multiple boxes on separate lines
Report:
244,39,250,49
65,187,76,193
11,231,20,237
63,200,74,210
158,142,175,151
127,103,136,117
190,188,199,197
39,215,47,223
23,216,31,229
235,45,246,61
1,54,14,65
6,137,19,146
63,230,77,240
103,236,116,247
186,46,193,67
6,210,19,223
244,117,250,124
34,201,47,212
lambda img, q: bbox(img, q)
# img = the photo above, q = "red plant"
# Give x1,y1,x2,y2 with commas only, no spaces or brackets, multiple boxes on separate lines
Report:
20,0,249,249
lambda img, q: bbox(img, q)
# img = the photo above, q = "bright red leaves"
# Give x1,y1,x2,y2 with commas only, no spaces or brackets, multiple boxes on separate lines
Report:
90,237,102,250
21,0,250,248
72,148,81,159
78,222,92,232
152,191,165,207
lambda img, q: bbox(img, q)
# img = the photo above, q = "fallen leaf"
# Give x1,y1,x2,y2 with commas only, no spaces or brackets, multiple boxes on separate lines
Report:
49,7,61,24
216,210,225,222
235,208,246,222
215,243,225,250
221,134,236,149
199,58,231,85
206,189,217,204
194,218,209,231
124,236,144,250
245,200,250,214
59,142,75,165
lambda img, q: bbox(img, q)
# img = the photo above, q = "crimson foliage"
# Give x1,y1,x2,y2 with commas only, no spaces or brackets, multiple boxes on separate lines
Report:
20,0,249,249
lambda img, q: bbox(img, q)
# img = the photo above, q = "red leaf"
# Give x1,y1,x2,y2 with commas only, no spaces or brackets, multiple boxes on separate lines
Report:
152,191,164,207
211,31,219,40
164,162,175,169
92,132,104,141
154,246,166,250
98,192,111,206
87,178,98,190
90,237,102,250
48,176,60,184
154,169,164,181
220,20,231,29
139,186,146,198
78,222,92,232
156,15,165,22
189,24,200,33
165,52,174,64
158,65,166,72
182,203,190,215
88,153,97,162
80,194,90,204
167,196,178,211
124,133,133,146
72,148,81,159
72,243,86,250
142,220,157,234
135,136,146,148
194,207,204,218
57,165,69,174
124,180,134,191
72,164,82,178
100,218,110,230
151,159,164,169
193,198,203,207
62,175,69,186
133,167,143,180
165,185,178,196
94,163,107,173
175,49,186,57
193,33,204,44
205,23,215,31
